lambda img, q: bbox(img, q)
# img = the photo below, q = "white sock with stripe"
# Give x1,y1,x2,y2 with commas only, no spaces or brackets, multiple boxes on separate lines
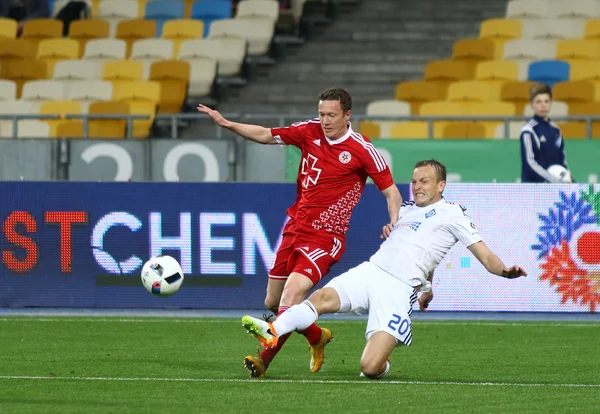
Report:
273,301,319,336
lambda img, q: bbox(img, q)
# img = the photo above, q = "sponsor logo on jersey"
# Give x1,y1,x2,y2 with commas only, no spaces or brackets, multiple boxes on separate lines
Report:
425,209,436,218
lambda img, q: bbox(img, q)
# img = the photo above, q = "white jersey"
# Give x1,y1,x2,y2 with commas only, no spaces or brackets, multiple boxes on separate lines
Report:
369,198,482,291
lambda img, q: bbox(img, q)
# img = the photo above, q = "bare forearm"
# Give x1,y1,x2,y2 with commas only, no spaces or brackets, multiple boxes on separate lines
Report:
384,185,402,224
483,253,508,277
225,122,274,144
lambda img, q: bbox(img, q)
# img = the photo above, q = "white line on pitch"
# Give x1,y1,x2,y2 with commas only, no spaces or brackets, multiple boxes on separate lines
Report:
0,375,598,388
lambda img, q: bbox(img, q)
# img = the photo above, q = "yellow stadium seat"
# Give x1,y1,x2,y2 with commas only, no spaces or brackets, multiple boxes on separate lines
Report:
116,19,156,57
88,101,130,138
112,81,159,138
69,19,110,57
37,38,80,76
480,18,522,58
149,60,190,113
553,81,596,105
584,19,600,39
161,19,204,56
424,60,475,82
389,122,431,139
469,102,516,138
21,19,63,46
447,81,503,102
476,60,519,82
500,81,537,115
0,18,17,39
40,100,82,136
0,39,37,77
418,101,466,138
556,122,600,139
395,81,448,115
556,39,600,61
54,120,84,138
452,38,496,61
102,60,144,86
568,60,600,81
358,121,381,139
4,59,48,97
441,122,487,139
566,102,600,139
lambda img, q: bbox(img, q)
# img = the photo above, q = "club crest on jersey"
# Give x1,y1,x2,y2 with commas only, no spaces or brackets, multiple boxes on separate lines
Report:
425,209,436,218
339,151,351,164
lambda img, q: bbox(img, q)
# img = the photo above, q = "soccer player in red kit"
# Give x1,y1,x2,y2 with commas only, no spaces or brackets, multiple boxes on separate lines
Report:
197,88,402,377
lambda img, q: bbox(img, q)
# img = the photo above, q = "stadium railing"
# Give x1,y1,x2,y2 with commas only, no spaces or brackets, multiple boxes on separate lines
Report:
1,114,599,139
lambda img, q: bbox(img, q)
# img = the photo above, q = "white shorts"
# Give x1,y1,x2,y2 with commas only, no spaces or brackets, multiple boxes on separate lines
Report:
325,261,418,347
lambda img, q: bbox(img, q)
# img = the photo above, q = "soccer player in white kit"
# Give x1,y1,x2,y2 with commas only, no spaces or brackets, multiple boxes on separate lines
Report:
241,159,527,379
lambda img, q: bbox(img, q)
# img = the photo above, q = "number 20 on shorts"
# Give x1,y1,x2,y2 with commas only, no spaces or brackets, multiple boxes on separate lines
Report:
387,314,409,335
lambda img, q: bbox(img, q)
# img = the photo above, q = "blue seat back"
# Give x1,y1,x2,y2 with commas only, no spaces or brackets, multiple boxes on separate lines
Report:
528,60,570,88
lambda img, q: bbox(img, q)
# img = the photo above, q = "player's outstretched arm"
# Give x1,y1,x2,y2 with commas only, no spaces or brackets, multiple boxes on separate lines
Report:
380,184,402,239
197,104,277,145
468,241,527,279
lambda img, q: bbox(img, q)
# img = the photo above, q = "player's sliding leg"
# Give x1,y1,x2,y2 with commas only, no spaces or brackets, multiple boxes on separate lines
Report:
264,277,286,314
358,332,396,379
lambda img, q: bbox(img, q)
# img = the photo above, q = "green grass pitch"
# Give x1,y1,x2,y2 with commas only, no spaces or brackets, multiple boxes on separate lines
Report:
1,316,599,413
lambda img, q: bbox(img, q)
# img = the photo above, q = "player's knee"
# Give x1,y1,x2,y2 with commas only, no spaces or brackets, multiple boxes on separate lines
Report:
360,360,384,379
281,283,308,305
308,288,340,313
264,296,279,314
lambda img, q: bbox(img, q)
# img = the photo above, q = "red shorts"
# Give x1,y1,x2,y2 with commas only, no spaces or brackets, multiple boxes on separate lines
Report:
269,220,346,285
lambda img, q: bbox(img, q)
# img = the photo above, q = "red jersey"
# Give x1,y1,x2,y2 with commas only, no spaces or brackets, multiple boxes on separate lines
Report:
272,119,394,240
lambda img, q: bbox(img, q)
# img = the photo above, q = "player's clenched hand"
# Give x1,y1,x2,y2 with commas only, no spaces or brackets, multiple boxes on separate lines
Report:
380,223,394,239
419,291,433,311
197,104,230,128
502,265,527,279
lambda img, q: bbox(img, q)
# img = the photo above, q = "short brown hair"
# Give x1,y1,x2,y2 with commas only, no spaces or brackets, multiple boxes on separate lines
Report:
319,88,352,112
530,83,552,102
414,159,447,182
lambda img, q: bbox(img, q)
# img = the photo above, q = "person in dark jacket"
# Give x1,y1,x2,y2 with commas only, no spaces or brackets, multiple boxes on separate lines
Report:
0,0,50,33
520,83,571,183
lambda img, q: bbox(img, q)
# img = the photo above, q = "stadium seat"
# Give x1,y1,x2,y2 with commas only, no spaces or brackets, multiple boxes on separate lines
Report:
479,18,522,58
210,37,246,77
67,80,114,112
210,17,273,56
469,101,517,138
524,100,568,117
0,39,37,77
424,60,475,82
98,0,139,36
447,81,500,102
527,60,569,87
441,122,487,139
452,39,496,62
4,59,48,98
1,119,51,138
112,80,160,137
389,122,431,139
21,80,67,101
54,120,85,138
0,18,18,39
68,20,111,57
190,0,232,37
501,80,538,114
503,39,558,61
476,60,519,82
21,19,63,46
358,121,381,139
177,39,219,94
522,19,584,39
419,101,466,139
53,59,103,81
395,81,448,115
144,0,186,36
161,19,204,56
494,122,526,139
0,100,41,138
37,38,80,76
236,0,279,21
569,61,600,82
84,38,127,63
556,39,600,62
365,99,411,137
130,39,174,78
505,0,555,19
87,100,130,138
116,19,157,57
555,0,600,21
39,100,82,136
505,59,533,80
102,59,144,85
0,79,17,100
565,101,600,138
149,59,190,112
553,81,597,105
585,19,600,39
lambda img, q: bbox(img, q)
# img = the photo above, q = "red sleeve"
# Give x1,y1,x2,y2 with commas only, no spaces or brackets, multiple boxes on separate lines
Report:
360,138,394,190
270,120,311,148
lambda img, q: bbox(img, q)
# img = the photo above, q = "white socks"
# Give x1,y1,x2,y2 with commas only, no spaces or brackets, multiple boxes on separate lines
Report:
272,300,319,336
